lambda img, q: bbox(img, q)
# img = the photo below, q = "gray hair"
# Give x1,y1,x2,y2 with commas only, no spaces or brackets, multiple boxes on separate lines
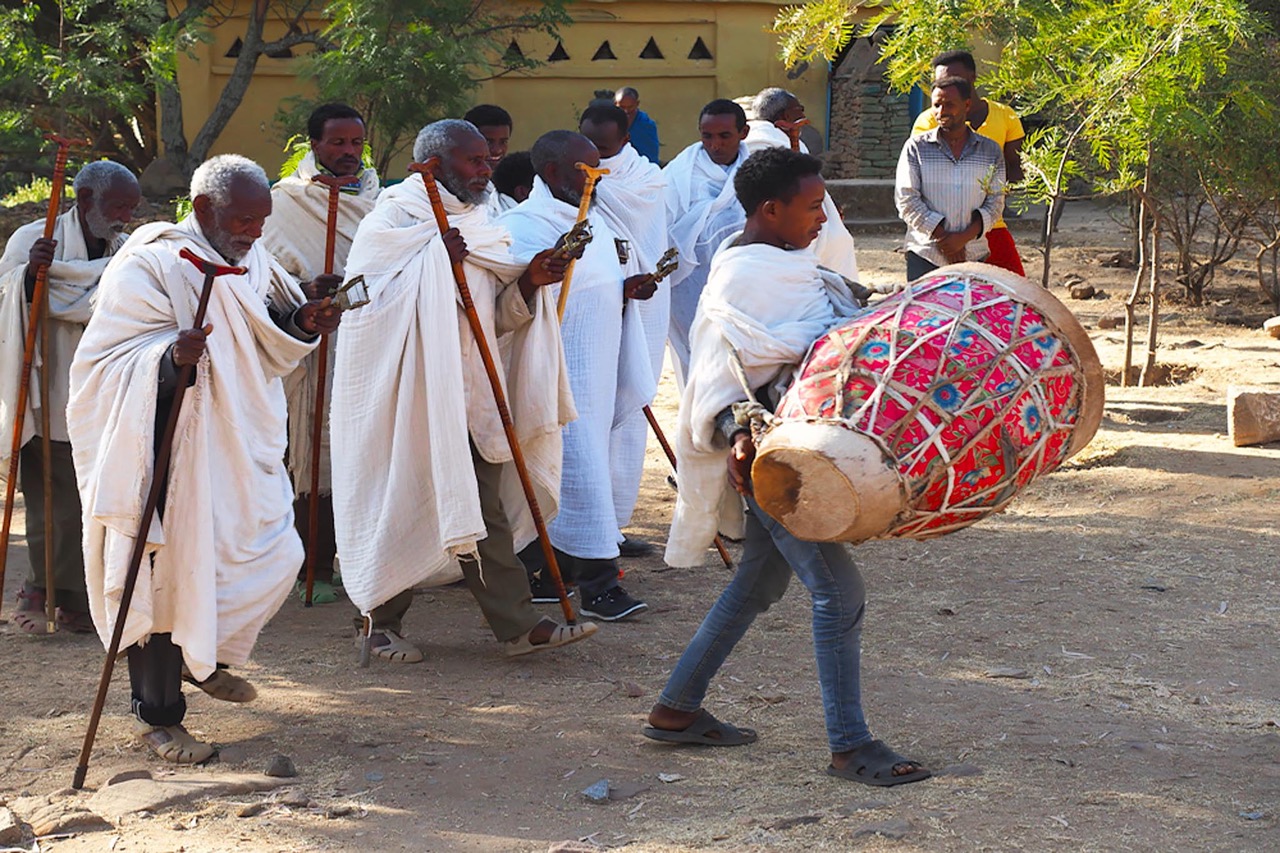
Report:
72,160,137,196
753,87,798,122
530,130,583,177
189,154,269,204
614,86,639,101
413,119,482,163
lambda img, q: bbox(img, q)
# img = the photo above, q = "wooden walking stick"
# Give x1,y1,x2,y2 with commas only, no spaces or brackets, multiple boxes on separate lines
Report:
0,133,79,624
72,248,246,790
643,407,734,570
301,174,359,607
555,162,609,321
408,161,577,625
778,118,811,152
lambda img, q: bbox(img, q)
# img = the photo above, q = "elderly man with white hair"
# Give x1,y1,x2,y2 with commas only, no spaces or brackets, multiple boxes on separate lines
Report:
67,154,340,764
0,159,140,635
331,119,594,664
743,87,860,283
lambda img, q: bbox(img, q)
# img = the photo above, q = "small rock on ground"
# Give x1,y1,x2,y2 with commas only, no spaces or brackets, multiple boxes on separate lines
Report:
548,843,602,853
0,806,24,845
29,801,112,838
768,814,822,830
264,754,297,778
936,763,984,777
853,817,912,839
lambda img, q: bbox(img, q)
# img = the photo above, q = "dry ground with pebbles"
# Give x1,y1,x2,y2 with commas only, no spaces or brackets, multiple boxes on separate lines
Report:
1,203,1278,851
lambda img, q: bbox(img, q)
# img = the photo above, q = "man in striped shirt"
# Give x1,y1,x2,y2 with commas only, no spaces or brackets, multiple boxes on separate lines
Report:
895,76,1006,280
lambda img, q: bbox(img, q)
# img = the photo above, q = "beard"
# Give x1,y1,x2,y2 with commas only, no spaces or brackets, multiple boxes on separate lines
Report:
439,163,491,207
83,205,124,241
554,178,583,207
206,221,250,264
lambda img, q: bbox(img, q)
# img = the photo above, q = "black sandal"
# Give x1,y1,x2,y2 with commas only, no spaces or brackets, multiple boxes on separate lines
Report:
826,739,931,787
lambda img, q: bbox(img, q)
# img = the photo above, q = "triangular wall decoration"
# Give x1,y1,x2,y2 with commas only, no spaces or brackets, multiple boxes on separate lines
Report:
639,37,664,59
225,37,243,58
503,39,524,62
548,41,570,62
688,37,713,60
592,40,617,61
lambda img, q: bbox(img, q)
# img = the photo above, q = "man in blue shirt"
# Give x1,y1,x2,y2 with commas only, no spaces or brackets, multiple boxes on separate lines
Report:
615,86,661,164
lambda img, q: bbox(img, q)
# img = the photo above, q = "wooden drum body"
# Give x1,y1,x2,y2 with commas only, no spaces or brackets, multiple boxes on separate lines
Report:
751,263,1104,542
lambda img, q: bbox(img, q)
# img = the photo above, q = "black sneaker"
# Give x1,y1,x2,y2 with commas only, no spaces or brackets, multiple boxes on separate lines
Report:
580,586,649,621
529,573,576,605
618,536,656,558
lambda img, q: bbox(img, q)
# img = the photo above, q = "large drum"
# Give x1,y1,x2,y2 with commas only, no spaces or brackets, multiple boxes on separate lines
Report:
751,263,1104,542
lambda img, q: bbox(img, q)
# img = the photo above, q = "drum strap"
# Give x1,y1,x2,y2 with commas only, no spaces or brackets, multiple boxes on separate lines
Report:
724,342,777,443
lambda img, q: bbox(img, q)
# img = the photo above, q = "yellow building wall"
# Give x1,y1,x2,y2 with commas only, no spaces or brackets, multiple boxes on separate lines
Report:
172,0,827,175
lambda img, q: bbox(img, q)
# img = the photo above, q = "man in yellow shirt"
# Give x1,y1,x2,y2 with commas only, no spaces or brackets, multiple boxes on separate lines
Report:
912,49,1025,275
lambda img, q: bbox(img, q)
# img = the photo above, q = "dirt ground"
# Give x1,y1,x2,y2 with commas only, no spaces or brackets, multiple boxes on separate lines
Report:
2,203,1279,852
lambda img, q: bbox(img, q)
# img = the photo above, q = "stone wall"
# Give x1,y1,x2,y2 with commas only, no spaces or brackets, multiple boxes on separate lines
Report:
823,34,914,180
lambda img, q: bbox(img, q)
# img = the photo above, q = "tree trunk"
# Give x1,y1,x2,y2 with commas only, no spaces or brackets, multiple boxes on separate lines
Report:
1139,220,1161,387
158,79,188,167
1122,194,1147,387
186,3,270,171
1040,194,1058,289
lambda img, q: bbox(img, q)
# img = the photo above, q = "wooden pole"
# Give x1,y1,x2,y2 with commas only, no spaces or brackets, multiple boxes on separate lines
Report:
779,118,811,152
72,248,246,790
555,163,609,321
408,162,577,625
641,406,734,570
0,134,78,623
301,174,358,607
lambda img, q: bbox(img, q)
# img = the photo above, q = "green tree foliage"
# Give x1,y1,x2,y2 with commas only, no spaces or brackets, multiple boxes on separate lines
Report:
289,0,570,175
774,0,1263,384
0,0,164,190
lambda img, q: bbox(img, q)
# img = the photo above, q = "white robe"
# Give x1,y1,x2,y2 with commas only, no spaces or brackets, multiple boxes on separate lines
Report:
742,121,860,283
67,217,315,680
663,142,748,385
594,144,671,533
501,179,654,559
664,236,858,568
333,177,574,614
262,153,380,497
0,209,126,453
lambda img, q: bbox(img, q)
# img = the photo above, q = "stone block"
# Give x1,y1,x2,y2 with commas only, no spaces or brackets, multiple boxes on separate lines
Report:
1227,386,1280,447
87,772,293,821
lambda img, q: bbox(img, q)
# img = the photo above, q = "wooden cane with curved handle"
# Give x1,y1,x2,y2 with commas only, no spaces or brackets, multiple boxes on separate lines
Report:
777,118,811,152
0,134,82,625
301,174,358,607
555,162,609,322
72,248,246,789
407,162,577,625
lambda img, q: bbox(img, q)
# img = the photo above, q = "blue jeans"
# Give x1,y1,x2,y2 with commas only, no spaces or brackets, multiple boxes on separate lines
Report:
658,496,871,753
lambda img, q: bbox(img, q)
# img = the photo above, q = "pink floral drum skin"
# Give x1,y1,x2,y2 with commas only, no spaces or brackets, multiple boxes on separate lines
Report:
753,263,1104,543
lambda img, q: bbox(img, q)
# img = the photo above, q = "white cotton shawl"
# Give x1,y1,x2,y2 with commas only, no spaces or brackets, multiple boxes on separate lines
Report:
67,216,314,680
664,236,859,568
501,179,655,425
262,155,380,496
742,121,860,283
0,209,126,451
663,142,747,293
333,176,573,614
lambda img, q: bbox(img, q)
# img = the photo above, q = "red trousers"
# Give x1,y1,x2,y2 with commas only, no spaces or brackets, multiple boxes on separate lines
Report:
985,226,1025,275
